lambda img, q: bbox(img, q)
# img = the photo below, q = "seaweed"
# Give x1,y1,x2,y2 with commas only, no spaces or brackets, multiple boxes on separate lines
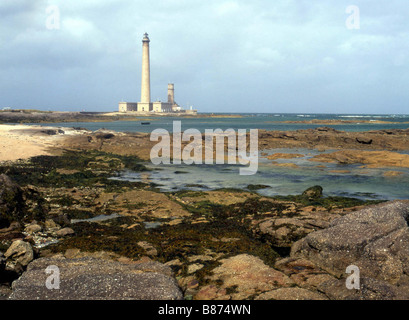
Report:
247,184,270,191
169,190,208,198
48,217,280,271
63,208,96,220
181,198,289,221
0,150,149,190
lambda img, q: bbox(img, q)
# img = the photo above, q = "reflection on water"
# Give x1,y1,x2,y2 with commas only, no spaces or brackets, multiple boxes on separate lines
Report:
112,148,409,201
140,172,152,184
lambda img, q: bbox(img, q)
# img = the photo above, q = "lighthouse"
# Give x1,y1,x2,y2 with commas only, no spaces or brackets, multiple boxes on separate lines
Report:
140,32,151,104
118,33,196,114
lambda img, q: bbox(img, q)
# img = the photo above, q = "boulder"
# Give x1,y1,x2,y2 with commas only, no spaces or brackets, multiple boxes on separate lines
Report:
0,175,26,228
252,208,340,248
254,217,309,248
318,277,409,300
0,222,21,234
291,200,409,290
8,257,183,300
4,240,34,270
356,137,373,145
195,254,293,300
302,186,323,199
274,257,336,291
96,133,115,140
40,130,58,135
55,228,75,237
316,127,339,132
24,224,42,234
137,241,158,256
44,219,61,231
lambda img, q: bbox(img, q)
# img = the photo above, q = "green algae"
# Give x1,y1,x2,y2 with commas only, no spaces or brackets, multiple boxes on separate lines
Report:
169,190,208,198
50,195,77,207
0,150,149,190
184,184,208,188
63,208,95,220
48,215,280,274
48,220,147,258
2,148,392,293
247,184,270,191
181,197,289,221
121,202,147,210
0,176,50,227
214,188,245,193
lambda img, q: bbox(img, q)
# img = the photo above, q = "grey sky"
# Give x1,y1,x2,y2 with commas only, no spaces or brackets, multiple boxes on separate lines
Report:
0,0,408,114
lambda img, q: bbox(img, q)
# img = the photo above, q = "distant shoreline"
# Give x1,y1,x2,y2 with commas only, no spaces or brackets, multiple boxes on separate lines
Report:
2,110,409,125
0,110,243,124
265,119,409,125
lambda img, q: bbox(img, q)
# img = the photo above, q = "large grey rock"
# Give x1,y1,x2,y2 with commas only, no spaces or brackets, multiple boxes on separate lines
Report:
8,257,183,300
291,200,409,287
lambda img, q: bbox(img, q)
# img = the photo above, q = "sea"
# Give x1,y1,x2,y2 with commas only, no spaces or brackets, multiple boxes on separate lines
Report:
39,113,409,201
43,113,409,133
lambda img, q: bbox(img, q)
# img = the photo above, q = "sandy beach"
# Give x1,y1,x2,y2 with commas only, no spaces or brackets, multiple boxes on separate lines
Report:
0,124,81,162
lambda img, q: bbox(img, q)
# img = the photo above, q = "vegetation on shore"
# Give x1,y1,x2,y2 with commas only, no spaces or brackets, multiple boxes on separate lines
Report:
0,150,150,189
0,147,398,304
0,149,389,296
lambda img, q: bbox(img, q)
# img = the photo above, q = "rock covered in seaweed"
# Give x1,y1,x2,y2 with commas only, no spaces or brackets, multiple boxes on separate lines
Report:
302,186,323,199
0,175,26,228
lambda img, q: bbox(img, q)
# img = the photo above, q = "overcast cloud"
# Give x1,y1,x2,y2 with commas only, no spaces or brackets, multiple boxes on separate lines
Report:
0,0,408,114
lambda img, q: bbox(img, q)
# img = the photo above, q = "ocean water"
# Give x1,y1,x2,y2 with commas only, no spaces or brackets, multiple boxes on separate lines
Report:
112,148,409,201
38,113,409,200
40,113,409,133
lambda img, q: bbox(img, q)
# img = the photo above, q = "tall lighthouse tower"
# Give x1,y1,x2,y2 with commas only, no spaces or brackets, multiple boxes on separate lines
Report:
118,33,196,114
140,32,151,106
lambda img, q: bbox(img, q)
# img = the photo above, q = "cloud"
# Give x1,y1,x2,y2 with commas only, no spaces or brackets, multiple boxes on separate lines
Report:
0,0,408,114
214,1,240,16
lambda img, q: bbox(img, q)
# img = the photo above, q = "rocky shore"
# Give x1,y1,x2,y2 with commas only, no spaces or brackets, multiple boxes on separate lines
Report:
0,123,408,300
1,166,408,300
258,127,409,152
